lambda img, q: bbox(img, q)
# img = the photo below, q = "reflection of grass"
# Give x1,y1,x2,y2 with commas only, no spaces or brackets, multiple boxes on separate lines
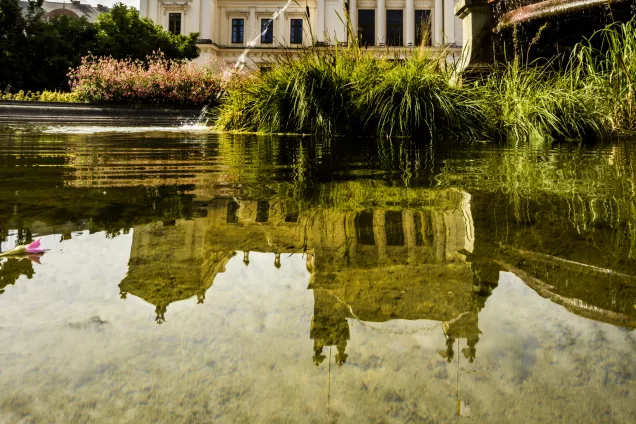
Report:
439,142,636,259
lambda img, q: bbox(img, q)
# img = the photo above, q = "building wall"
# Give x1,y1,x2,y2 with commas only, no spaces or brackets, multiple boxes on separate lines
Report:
141,0,462,65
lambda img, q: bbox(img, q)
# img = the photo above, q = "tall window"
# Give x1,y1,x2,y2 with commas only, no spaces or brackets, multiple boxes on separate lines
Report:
415,10,432,46
358,10,375,46
385,211,405,246
290,19,303,44
386,10,403,46
232,18,244,43
261,19,273,44
355,211,375,245
168,13,181,35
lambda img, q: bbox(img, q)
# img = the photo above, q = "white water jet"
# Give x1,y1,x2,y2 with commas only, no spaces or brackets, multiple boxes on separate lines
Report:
233,0,294,71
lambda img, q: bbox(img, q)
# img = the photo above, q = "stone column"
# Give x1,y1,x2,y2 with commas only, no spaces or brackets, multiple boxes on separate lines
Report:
317,0,325,42
220,7,227,45
249,7,256,45
405,0,414,46
349,0,357,43
211,0,217,43
455,0,495,73
277,10,286,44
373,210,387,263
434,0,443,45
200,0,211,40
377,0,386,46
444,0,455,45
403,210,417,264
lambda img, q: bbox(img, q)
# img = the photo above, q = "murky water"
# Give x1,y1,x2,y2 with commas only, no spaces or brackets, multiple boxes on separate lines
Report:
0,127,634,423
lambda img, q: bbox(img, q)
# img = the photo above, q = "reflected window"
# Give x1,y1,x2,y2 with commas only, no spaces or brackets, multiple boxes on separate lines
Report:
256,201,270,223
227,201,239,223
385,211,404,246
285,212,299,223
355,211,375,245
414,212,424,246
358,10,375,46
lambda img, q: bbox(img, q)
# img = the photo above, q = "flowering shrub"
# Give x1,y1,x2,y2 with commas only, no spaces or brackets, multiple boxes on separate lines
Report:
68,52,228,106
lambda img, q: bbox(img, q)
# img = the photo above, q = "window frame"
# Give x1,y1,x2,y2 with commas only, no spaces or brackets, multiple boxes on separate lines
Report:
168,12,182,35
290,18,303,45
357,9,375,46
414,10,432,46
232,18,245,44
261,18,274,44
386,10,403,47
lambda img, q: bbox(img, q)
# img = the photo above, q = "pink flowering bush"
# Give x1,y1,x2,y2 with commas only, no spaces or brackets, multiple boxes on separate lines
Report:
68,52,228,106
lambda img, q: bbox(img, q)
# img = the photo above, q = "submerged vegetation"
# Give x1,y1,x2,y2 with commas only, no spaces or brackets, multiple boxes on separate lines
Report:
217,18,636,140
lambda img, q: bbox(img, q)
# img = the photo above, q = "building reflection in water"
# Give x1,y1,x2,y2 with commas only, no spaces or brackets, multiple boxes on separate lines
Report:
118,189,497,364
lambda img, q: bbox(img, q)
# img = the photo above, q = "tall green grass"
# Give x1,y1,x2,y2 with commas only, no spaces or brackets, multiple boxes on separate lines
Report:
476,60,607,141
573,19,636,133
216,18,636,140
216,45,488,139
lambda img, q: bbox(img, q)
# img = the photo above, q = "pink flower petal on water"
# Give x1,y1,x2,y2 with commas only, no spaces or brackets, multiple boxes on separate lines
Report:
25,239,46,254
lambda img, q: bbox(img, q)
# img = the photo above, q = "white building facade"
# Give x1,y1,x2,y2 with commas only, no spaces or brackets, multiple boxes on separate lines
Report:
140,0,462,65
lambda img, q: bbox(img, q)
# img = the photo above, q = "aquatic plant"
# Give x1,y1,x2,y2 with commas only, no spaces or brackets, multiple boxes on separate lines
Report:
68,51,227,106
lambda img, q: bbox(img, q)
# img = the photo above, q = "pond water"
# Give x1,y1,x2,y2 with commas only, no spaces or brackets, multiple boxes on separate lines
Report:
0,126,635,423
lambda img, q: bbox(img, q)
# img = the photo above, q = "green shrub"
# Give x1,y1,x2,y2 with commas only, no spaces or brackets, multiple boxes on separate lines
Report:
0,90,80,102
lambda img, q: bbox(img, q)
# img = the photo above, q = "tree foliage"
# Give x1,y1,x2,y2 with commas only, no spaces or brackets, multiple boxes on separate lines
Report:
0,0,200,92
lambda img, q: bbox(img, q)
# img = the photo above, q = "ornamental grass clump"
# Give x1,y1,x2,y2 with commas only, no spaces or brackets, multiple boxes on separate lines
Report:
217,46,487,138
573,18,636,133
68,51,227,106
216,49,361,134
478,60,607,141
354,53,487,138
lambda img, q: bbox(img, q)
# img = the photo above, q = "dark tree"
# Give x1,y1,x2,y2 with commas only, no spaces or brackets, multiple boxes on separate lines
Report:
0,1,200,92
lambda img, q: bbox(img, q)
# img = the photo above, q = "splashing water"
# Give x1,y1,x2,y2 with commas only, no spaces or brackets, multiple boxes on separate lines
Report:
233,0,294,71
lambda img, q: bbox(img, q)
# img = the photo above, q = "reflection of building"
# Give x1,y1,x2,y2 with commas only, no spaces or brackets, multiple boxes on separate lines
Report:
121,190,492,363
119,218,235,323
0,258,35,295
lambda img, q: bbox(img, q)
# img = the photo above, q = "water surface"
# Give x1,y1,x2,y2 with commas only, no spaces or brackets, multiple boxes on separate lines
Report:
1,127,634,423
